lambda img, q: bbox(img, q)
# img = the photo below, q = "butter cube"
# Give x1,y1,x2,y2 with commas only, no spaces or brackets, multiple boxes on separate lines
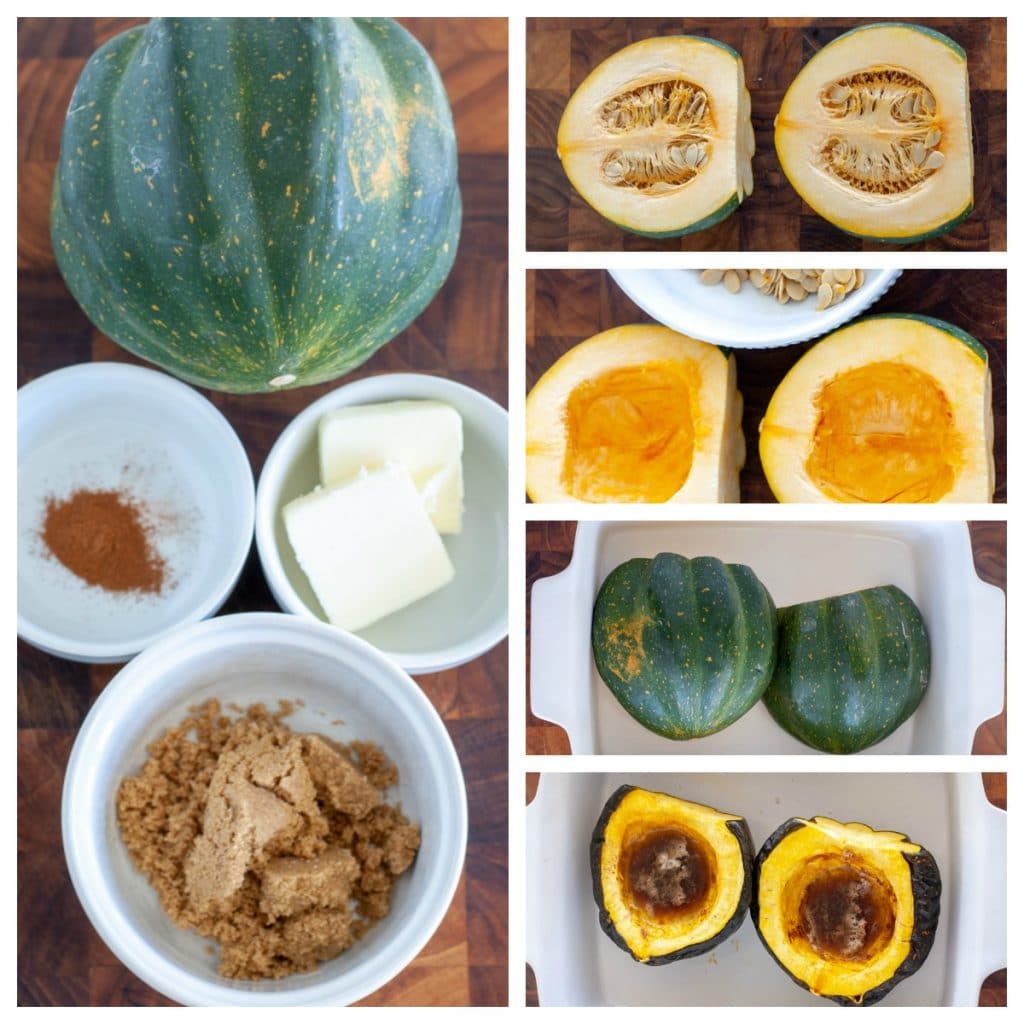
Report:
283,464,455,632
318,400,464,534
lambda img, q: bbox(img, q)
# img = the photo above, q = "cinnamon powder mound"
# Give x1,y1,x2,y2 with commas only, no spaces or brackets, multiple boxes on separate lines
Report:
116,700,420,980
41,488,166,594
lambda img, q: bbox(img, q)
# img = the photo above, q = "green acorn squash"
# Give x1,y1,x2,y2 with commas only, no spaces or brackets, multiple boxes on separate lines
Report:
763,585,930,754
591,553,777,739
51,17,461,393
591,785,754,964
753,816,941,1005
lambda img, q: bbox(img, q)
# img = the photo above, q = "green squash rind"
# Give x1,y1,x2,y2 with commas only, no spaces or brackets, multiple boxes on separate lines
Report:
590,785,755,965
830,201,974,246
592,553,778,740
751,816,942,1006
857,313,989,363
829,21,967,63
51,17,461,393
606,192,741,239
763,585,930,754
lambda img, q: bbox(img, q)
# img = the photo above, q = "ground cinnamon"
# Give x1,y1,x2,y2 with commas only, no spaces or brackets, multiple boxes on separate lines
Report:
41,488,167,594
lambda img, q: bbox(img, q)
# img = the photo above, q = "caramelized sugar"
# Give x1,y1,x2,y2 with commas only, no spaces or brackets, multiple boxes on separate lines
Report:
621,827,715,921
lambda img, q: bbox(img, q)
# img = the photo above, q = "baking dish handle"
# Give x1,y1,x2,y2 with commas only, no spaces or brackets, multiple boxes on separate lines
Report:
530,567,590,752
966,576,1005,746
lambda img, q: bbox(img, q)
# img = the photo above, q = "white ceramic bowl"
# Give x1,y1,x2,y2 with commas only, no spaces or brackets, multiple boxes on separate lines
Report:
609,268,903,348
18,363,254,662
62,612,468,1007
256,373,508,675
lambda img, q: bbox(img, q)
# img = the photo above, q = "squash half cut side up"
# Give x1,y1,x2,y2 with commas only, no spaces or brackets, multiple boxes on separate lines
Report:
775,23,973,243
592,786,754,964
526,324,745,503
753,816,941,1005
759,314,994,503
558,36,755,237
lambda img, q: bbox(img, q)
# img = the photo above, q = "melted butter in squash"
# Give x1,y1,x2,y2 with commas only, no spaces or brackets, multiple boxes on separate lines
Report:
806,361,962,503
562,360,697,502
620,825,717,924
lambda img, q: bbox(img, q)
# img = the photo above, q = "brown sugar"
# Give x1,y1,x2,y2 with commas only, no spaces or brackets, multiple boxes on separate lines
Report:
116,700,420,980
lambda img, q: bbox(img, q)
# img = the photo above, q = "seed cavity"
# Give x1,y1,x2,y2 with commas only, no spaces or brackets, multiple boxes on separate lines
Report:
817,67,944,195
598,79,713,192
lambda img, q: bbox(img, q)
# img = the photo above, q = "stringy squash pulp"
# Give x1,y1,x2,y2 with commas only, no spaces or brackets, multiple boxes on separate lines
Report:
760,315,993,503
526,325,744,503
775,23,973,243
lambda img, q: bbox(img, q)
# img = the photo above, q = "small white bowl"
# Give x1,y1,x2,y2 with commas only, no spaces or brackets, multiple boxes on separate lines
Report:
609,268,903,348
18,363,254,662
61,612,468,1007
256,374,508,675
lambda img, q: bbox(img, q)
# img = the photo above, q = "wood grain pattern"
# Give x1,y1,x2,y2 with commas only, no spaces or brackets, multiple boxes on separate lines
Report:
526,521,1006,757
17,16,508,1008
524,772,1005,1006
526,17,1006,251
527,268,1007,503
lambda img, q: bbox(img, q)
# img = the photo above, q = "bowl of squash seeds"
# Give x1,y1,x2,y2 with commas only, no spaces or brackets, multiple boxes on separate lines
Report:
608,268,902,348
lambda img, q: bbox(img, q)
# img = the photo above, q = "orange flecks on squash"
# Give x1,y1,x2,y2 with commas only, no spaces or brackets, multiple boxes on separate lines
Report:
806,361,963,503
562,359,697,503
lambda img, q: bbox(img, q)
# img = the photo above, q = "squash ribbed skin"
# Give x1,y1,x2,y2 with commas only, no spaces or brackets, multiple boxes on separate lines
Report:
764,585,930,754
51,18,461,393
592,553,777,740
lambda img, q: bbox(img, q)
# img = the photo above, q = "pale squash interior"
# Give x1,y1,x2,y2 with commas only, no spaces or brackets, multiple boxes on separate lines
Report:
563,360,696,502
806,361,962,503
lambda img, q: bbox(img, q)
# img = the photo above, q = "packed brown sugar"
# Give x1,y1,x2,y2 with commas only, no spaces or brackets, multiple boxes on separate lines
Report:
116,699,420,980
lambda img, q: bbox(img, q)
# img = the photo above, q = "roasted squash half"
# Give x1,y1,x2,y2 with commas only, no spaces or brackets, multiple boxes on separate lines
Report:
775,23,973,243
753,816,941,1005
591,785,754,964
558,36,755,237
759,314,994,503
526,325,744,503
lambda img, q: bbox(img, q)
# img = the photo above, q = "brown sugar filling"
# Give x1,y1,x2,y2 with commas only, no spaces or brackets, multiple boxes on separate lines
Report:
620,826,715,922
562,360,697,503
806,361,961,502
116,700,420,980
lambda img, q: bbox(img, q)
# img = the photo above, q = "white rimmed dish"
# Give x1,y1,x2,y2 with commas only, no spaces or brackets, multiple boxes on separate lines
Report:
527,772,1006,1006
61,612,468,1007
256,373,509,675
17,362,254,663
531,520,1005,755
609,268,902,348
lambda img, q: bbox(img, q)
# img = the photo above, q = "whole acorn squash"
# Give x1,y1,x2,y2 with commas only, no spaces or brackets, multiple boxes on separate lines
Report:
591,785,754,964
764,584,930,754
51,18,461,393
592,553,777,739
752,816,941,1005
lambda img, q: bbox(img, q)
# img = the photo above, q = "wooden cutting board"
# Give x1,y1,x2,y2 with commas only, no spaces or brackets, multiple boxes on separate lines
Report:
526,16,1006,251
17,16,508,1007
527,267,1007,503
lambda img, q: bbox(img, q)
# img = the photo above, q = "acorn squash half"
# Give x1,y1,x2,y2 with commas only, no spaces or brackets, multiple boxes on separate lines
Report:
759,314,994,503
753,816,941,1005
775,23,973,244
591,785,754,964
526,325,745,503
558,36,755,237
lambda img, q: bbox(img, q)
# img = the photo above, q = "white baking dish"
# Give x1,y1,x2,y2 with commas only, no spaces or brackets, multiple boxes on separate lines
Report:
527,772,1006,1006
531,521,1004,754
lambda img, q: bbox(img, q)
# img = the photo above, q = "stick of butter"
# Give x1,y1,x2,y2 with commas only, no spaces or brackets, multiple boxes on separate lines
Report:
283,463,455,632
318,400,463,534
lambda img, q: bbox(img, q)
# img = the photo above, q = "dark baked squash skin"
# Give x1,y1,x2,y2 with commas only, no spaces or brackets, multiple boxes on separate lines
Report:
590,785,754,965
751,817,941,1006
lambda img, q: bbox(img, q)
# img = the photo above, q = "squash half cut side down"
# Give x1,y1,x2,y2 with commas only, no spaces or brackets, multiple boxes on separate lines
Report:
592,785,754,964
775,23,973,243
759,314,994,503
753,816,941,1005
558,36,755,237
526,324,745,503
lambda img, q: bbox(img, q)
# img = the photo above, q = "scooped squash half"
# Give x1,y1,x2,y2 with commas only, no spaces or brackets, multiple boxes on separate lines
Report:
526,324,745,503
759,314,994,503
592,785,754,964
753,816,941,1005
558,36,755,237
775,23,973,243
